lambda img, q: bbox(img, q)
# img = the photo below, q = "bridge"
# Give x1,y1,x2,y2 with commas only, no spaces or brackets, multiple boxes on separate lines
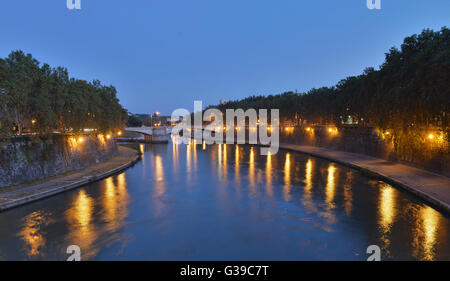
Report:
124,127,170,143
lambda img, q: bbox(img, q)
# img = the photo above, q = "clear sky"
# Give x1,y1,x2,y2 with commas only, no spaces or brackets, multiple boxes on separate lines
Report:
0,1,449,114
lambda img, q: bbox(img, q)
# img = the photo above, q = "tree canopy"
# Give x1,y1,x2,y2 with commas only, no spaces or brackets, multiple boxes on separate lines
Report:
0,50,128,137
214,27,449,137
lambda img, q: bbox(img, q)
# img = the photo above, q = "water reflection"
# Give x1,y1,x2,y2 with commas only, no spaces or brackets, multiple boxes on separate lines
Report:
412,206,441,261
154,156,165,196
283,153,292,202
322,164,337,229
235,145,240,184
1,143,450,261
172,141,179,174
343,171,354,216
421,206,440,261
65,190,96,259
19,211,50,257
187,141,191,173
379,184,396,231
102,174,130,233
378,184,397,255
223,144,228,180
249,146,256,195
302,159,318,213
193,140,197,172
325,164,336,208
266,151,273,196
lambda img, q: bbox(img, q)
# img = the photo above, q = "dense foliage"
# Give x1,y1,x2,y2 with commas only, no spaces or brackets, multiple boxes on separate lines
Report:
215,28,449,147
0,50,127,137
127,114,143,127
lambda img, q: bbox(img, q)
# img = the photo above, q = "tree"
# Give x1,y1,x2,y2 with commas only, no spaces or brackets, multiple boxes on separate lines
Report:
0,50,128,136
127,114,143,127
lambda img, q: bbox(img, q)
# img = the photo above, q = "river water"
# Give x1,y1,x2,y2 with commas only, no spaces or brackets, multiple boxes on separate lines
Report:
0,141,449,260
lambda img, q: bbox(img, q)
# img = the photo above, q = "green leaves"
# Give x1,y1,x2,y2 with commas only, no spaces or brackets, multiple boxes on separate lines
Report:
214,27,450,159
0,50,127,136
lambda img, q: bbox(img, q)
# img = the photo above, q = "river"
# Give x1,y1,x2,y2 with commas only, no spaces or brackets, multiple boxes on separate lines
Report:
0,141,449,260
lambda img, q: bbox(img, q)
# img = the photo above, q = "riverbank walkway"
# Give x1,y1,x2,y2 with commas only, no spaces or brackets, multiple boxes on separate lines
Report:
0,146,139,212
280,143,450,213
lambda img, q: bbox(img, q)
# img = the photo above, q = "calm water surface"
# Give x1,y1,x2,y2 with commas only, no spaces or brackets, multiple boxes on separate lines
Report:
0,141,449,260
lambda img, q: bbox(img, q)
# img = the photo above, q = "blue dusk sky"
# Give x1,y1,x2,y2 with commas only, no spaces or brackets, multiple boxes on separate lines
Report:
0,0,449,114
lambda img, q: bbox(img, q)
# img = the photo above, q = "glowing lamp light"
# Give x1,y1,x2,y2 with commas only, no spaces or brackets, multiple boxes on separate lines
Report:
328,127,338,134
78,137,84,143
117,131,122,136
306,127,311,132
428,134,434,140
106,134,111,140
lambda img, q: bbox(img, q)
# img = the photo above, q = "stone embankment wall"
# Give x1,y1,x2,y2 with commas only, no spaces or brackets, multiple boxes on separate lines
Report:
0,134,117,187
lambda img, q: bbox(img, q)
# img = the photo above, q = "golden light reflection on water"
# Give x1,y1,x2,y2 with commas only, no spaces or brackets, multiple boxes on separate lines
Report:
223,144,228,180
305,159,313,194
193,140,197,171
325,165,336,207
411,205,441,261
19,211,49,257
218,144,222,179
11,144,450,261
249,147,256,195
103,174,130,229
283,153,292,202
235,145,240,183
266,151,273,196
378,184,397,254
187,141,191,173
302,159,319,214
421,206,440,260
379,184,396,231
65,190,97,259
172,141,179,174
343,171,354,216
321,164,338,228
154,155,165,197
